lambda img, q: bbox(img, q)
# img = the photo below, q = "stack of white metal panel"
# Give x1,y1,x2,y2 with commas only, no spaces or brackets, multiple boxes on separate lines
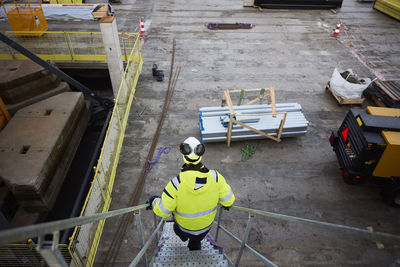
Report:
199,103,308,143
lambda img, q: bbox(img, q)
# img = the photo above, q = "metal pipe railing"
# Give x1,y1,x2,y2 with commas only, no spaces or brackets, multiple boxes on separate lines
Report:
213,221,277,267
134,210,147,267
0,204,149,246
214,206,278,267
230,205,400,245
214,204,400,267
129,219,165,267
235,214,253,266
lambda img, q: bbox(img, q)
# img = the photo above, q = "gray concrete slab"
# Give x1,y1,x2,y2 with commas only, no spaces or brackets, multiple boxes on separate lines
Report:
0,60,62,105
2,0,398,265
0,92,87,211
5,81,70,115
92,0,400,266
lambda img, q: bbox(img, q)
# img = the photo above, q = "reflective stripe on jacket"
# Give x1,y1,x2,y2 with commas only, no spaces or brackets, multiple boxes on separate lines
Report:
153,163,235,232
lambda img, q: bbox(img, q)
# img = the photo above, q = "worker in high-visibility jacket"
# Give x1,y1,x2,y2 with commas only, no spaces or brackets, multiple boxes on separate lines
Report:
147,136,235,250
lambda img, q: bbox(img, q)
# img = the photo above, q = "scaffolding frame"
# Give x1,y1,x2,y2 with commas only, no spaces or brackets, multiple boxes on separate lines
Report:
221,88,287,147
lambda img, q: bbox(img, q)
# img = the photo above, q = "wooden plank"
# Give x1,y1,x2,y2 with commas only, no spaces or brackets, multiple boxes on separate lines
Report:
325,82,364,105
383,82,400,100
378,83,399,101
221,91,226,107
235,112,287,117
224,90,235,116
92,5,108,19
368,94,387,107
227,117,233,147
229,88,266,93
224,90,235,147
244,94,265,106
232,119,280,142
270,87,277,117
276,112,287,140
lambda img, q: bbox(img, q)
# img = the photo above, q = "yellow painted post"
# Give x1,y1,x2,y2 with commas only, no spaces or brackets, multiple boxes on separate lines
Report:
66,32,75,59
122,32,127,62
0,97,11,131
63,32,74,60
0,97,11,122
90,32,97,56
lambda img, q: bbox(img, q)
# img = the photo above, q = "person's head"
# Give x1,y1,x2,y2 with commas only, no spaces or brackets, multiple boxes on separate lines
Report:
179,137,205,165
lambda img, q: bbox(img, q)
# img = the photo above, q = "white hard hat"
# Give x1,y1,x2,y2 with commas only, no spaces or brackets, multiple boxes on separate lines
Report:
179,137,205,165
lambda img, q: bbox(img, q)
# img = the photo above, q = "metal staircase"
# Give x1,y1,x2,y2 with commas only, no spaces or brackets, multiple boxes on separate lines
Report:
150,222,228,267
1,204,400,267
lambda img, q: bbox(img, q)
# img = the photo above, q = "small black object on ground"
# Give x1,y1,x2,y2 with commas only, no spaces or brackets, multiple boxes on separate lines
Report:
206,23,254,30
152,64,164,81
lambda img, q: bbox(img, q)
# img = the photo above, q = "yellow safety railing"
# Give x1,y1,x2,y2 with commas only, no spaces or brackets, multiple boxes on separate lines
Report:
0,32,142,267
67,34,142,267
0,31,139,62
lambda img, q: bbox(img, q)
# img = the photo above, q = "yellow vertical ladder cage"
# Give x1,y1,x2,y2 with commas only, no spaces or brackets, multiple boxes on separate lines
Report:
0,0,48,36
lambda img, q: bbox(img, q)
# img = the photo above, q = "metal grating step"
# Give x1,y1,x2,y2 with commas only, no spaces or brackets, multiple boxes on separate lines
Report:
152,260,228,267
158,248,220,256
151,222,227,267
155,254,224,263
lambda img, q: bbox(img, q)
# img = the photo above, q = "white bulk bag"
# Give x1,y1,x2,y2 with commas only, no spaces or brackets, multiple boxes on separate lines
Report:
330,68,371,99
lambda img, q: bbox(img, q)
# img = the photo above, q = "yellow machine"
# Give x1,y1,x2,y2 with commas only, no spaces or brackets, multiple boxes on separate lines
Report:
0,0,48,36
367,107,400,178
374,0,400,21
330,106,400,207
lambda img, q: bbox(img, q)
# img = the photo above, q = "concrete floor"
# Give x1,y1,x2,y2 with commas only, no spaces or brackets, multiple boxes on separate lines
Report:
101,0,400,266
3,0,400,265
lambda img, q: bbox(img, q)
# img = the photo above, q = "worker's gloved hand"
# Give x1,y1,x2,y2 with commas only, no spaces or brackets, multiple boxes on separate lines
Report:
222,205,231,211
146,195,159,210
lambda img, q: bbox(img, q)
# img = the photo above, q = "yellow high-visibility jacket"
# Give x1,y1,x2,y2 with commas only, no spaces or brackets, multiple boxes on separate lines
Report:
153,163,235,234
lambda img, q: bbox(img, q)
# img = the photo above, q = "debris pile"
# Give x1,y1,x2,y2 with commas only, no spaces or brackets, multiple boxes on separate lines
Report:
329,68,371,99
363,80,400,108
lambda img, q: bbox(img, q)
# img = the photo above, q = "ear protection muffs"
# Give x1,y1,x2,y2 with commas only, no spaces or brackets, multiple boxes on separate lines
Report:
195,144,205,156
179,143,191,155
179,143,205,156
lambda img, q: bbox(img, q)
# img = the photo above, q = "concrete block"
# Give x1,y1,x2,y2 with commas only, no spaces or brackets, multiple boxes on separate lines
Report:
0,61,46,90
0,60,61,105
0,92,89,211
243,0,255,6
19,101,90,212
6,81,70,116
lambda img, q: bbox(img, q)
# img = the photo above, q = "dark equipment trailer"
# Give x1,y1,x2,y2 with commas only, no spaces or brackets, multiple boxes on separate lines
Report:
329,106,400,207
255,0,343,9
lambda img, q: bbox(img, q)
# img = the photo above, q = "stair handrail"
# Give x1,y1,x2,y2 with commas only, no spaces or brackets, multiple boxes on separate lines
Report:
214,205,400,267
230,205,400,244
0,203,149,246
3,203,400,266
129,218,165,267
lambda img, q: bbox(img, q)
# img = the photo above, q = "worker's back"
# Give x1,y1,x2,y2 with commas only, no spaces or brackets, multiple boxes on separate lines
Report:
174,166,221,230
